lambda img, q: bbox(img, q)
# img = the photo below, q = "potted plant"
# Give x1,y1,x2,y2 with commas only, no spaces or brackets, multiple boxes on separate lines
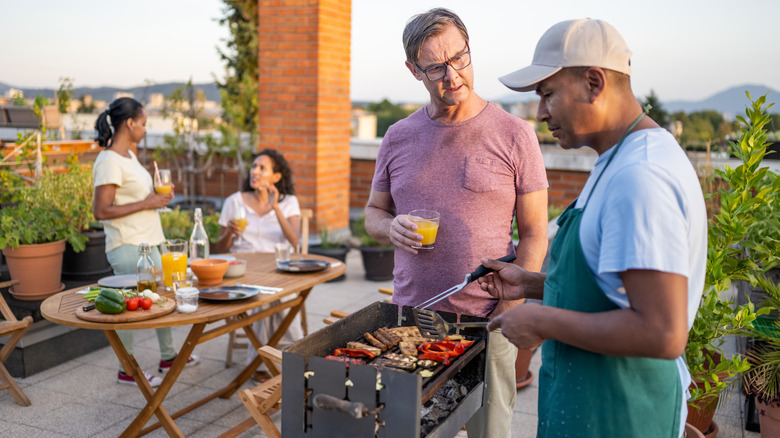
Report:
47,160,114,280
745,314,780,437
351,211,394,282
308,220,349,282
0,169,88,300
685,92,778,435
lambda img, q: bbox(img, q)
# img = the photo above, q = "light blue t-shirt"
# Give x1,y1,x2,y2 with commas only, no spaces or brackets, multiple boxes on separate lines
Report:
575,128,708,435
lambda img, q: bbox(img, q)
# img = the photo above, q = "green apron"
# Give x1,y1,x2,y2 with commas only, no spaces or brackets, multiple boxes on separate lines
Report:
538,114,682,437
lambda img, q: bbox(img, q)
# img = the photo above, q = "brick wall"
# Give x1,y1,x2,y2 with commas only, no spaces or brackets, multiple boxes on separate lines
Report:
350,158,375,208
546,169,588,207
257,0,352,233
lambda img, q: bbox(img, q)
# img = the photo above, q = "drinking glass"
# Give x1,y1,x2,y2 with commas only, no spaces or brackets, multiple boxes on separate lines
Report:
275,242,291,268
233,197,248,246
408,210,440,250
161,239,187,290
154,169,172,195
171,271,193,291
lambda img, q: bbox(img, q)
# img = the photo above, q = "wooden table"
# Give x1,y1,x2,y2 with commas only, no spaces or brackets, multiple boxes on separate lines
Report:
41,252,345,438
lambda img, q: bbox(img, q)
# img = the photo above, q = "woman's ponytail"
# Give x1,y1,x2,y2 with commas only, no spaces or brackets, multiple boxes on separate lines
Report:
94,98,144,148
94,109,112,147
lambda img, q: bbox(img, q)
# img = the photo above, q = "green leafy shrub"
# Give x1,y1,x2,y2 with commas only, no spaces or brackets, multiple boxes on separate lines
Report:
686,92,778,409
160,207,220,244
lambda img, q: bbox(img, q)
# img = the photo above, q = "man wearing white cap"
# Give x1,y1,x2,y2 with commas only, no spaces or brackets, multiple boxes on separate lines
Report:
478,19,707,436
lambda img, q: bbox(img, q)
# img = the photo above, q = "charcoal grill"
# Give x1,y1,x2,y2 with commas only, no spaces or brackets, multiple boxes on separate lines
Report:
282,301,489,438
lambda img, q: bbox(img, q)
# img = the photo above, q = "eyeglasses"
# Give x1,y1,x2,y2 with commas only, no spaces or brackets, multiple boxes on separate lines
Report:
414,43,471,81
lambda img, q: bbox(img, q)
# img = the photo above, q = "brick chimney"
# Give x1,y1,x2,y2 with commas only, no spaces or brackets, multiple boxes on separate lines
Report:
257,0,352,234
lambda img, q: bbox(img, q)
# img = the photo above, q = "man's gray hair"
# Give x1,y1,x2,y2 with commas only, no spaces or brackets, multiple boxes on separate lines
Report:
402,8,469,65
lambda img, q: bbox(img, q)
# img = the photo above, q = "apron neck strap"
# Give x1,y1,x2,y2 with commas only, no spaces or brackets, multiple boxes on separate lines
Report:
582,112,646,210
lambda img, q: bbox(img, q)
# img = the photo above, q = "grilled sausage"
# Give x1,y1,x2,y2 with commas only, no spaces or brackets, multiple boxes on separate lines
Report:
372,330,395,348
376,327,400,347
363,332,387,351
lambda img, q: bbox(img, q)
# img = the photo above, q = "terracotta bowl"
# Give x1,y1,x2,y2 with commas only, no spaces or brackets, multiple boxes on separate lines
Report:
224,259,247,278
190,258,230,286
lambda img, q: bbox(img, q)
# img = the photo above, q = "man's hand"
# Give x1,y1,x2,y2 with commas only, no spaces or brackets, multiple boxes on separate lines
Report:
488,302,545,350
477,258,534,300
387,214,424,254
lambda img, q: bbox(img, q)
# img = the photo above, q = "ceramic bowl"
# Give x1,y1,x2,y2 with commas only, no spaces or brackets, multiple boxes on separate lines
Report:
189,258,230,286
224,259,247,278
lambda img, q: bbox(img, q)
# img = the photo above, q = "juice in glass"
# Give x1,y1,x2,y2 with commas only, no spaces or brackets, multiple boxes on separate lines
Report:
416,221,439,245
154,185,173,195
235,218,248,232
161,252,188,287
408,209,441,250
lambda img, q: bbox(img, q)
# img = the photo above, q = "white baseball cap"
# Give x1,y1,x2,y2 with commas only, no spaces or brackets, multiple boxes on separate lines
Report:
499,18,632,92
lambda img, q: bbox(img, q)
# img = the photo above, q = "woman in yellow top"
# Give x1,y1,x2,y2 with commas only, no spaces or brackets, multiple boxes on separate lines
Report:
93,97,199,387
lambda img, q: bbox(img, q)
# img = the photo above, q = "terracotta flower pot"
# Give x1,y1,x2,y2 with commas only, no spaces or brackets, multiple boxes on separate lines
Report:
2,239,66,301
757,399,780,438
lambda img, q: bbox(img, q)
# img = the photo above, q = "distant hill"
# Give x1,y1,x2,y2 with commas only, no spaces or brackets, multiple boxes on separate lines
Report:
495,84,779,119
663,84,778,118
0,81,221,104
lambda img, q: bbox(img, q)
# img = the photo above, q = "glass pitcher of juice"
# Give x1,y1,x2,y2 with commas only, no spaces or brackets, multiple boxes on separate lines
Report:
161,239,187,289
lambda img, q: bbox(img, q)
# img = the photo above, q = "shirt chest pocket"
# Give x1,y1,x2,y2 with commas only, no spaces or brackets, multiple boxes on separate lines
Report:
462,157,499,193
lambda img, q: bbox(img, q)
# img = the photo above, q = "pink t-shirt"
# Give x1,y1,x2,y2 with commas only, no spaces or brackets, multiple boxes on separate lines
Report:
372,103,548,317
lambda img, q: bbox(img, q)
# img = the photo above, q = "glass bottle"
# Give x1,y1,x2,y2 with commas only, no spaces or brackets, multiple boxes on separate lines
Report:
189,208,210,261
137,242,157,293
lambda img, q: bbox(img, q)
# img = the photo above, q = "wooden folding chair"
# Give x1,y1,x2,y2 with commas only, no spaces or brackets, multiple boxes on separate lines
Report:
221,345,283,438
0,280,33,406
323,287,393,325
225,208,314,367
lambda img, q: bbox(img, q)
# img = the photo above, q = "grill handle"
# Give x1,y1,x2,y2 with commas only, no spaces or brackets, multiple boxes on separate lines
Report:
313,394,369,419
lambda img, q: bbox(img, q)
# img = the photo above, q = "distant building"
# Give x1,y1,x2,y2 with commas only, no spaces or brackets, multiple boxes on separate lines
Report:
506,100,539,119
350,108,377,139
5,88,23,99
113,91,134,100
148,93,164,108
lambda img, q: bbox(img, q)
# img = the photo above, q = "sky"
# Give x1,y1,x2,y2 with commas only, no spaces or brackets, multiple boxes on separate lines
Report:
2,0,779,104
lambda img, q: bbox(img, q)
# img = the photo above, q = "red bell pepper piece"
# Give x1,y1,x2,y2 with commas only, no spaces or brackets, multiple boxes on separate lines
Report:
332,348,376,359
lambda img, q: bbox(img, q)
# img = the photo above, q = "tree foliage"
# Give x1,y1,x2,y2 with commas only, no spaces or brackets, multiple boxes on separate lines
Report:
671,110,739,151
366,99,415,137
216,0,258,145
639,89,669,129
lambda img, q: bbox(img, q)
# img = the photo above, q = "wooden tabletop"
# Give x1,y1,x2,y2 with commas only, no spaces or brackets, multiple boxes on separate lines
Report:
41,252,345,331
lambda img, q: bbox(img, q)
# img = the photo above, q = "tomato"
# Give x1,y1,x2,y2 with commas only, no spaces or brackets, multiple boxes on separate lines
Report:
126,297,140,311
140,297,153,310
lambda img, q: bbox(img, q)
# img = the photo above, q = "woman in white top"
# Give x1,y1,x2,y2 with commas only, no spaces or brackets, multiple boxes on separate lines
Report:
93,98,199,388
216,149,301,253
216,149,302,381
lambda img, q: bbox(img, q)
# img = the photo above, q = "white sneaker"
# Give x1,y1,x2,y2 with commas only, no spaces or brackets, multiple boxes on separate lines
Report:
117,371,163,387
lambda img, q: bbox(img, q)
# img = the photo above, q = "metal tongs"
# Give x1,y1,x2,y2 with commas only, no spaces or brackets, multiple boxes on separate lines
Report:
413,254,516,339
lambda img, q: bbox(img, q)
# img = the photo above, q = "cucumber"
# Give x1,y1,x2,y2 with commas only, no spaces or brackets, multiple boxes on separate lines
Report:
95,288,126,314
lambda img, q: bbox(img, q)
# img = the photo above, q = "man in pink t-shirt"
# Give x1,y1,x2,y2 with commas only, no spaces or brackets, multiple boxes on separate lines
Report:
364,8,548,438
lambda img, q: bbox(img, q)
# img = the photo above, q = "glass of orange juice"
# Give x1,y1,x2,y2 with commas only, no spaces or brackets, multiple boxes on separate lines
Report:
154,169,172,195
161,239,187,289
408,209,440,250
232,197,247,246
